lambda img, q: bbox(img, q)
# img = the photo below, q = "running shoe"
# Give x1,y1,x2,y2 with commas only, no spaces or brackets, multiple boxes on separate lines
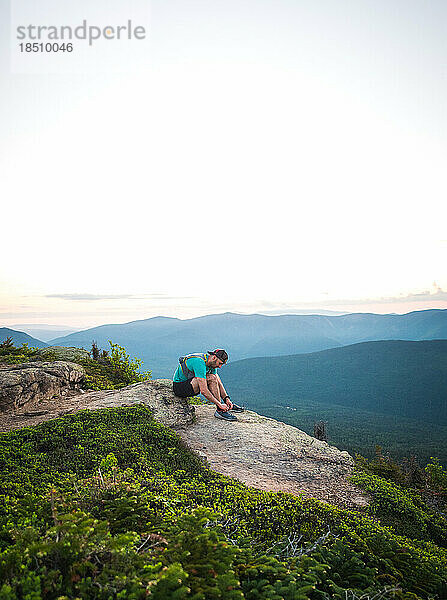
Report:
230,403,245,412
214,410,238,421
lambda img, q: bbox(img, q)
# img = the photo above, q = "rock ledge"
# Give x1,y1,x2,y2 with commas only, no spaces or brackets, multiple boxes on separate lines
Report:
178,405,369,509
0,378,368,509
0,361,85,412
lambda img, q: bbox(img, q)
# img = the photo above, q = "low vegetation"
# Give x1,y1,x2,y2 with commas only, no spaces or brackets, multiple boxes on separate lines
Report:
0,337,42,364
1,405,446,599
1,340,446,598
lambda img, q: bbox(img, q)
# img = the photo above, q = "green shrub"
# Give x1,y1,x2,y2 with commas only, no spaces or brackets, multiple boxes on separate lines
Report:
0,510,173,599
187,396,206,406
425,458,447,499
79,341,152,390
1,407,447,599
0,340,41,364
351,469,447,546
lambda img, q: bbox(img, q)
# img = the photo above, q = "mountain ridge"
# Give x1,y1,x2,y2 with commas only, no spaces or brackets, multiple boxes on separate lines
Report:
45,309,447,377
0,327,48,348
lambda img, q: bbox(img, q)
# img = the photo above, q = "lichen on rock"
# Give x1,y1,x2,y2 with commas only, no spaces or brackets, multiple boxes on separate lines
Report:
36,346,91,362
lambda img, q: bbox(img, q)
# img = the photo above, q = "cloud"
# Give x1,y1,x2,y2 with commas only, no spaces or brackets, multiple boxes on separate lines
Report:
339,283,447,306
1,311,80,319
44,293,196,301
254,284,447,311
45,294,135,301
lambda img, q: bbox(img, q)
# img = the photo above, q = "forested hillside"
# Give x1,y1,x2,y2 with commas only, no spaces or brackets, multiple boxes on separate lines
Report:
223,340,447,423
223,340,447,465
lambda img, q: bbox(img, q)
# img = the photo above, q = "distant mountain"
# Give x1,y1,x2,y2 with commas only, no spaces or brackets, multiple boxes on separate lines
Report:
47,309,447,377
10,324,79,342
252,309,348,316
0,328,48,349
223,339,447,424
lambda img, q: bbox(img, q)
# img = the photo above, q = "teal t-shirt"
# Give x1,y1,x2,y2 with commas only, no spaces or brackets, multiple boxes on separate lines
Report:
173,354,217,382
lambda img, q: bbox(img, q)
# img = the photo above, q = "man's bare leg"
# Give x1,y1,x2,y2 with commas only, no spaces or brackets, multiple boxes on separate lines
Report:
216,374,231,406
200,374,237,420
189,378,200,394
215,374,243,412
188,377,225,409
206,373,222,403
207,374,234,410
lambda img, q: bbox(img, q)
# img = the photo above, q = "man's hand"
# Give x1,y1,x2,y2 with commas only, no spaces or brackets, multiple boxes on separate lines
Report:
225,398,233,409
217,402,229,411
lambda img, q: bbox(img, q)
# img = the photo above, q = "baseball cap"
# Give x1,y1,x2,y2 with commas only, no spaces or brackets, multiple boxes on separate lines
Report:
208,349,228,363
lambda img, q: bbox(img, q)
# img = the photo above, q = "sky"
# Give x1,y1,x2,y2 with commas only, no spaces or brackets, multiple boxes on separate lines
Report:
1,0,447,329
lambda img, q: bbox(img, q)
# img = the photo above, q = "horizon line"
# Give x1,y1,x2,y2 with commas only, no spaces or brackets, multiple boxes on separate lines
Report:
3,306,447,335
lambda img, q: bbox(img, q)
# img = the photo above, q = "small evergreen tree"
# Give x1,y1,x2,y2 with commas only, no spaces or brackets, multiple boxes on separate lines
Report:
0,336,14,348
314,421,328,441
91,341,99,360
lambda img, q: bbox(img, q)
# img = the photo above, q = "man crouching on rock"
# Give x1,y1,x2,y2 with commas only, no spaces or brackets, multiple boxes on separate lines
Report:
172,349,244,421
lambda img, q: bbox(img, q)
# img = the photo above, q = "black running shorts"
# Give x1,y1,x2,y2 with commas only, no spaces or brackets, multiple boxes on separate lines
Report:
173,378,196,398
